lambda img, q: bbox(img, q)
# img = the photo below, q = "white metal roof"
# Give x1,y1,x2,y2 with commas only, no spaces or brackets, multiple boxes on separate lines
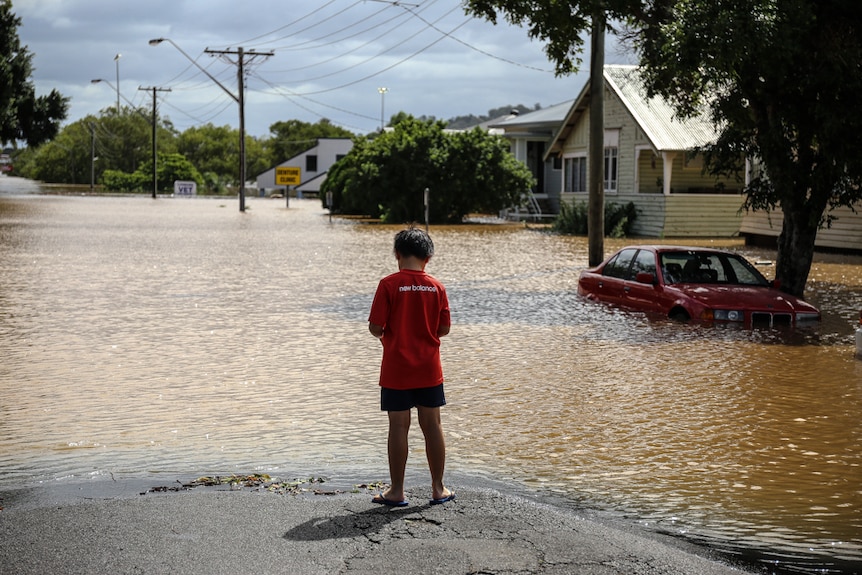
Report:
605,65,718,151
547,65,719,157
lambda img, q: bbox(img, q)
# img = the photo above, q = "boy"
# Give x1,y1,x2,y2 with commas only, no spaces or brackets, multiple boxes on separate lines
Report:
368,226,455,506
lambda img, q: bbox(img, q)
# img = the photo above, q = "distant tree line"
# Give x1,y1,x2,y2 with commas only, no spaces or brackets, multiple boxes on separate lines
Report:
10,104,540,194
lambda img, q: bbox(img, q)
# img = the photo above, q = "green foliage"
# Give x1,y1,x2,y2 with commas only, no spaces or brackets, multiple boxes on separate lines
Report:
321,116,534,224
102,152,203,193
464,0,640,76
18,119,92,184
16,107,173,185
175,124,237,182
174,123,268,190
0,0,69,147
553,200,637,238
629,0,862,296
467,0,862,295
102,169,145,192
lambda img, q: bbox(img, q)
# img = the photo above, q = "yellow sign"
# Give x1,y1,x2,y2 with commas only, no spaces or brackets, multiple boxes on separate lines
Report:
276,166,301,186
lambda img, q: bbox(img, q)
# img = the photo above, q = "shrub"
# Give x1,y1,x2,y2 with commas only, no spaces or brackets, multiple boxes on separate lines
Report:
553,200,638,238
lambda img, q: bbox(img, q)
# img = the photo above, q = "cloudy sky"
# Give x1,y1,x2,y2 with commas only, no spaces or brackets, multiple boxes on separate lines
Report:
15,0,633,137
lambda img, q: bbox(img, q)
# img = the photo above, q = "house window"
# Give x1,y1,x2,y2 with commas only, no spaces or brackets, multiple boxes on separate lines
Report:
564,156,587,193
306,155,318,172
604,146,618,192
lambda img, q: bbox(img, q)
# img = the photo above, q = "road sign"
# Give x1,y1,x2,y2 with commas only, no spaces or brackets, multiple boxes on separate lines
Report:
174,180,197,196
276,166,301,186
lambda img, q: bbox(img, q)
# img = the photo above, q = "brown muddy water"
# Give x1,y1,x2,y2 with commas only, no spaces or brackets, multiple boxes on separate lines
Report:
1,179,860,573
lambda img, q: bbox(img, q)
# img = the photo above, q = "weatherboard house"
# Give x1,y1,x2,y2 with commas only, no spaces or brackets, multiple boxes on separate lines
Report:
255,138,353,197
545,64,745,237
489,100,574,218
540,64,862,248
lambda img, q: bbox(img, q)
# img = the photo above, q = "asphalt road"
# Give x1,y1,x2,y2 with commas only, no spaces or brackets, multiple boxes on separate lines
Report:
0,473,756,575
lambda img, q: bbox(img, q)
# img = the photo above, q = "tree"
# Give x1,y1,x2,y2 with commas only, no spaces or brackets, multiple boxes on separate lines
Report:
19,119,92,184
176,124,239,192
0,0,68,147
102,152,203,193
467,0,862,297
321,116,533,224
465,1,637,75
465,0,639,266
16,106,169,185
265,118,354,165
628,0,862,297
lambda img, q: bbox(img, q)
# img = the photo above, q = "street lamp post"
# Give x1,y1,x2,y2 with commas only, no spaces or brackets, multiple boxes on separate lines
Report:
378,87,388,131
149,37,272,212
114,53,121,113
91,79,151,118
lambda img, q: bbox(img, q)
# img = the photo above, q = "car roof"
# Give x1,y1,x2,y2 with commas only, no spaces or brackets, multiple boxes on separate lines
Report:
618,245,734,255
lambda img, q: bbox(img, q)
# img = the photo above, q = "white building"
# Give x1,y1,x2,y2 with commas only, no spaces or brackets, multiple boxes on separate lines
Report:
255,138,353,197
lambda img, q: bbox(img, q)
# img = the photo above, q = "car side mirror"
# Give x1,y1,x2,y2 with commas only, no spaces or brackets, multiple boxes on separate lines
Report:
635,272,656,285
772,278,781,289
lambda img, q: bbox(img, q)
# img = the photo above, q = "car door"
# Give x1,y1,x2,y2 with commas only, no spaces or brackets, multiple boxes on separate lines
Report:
622,249,663,312
595,248,638,305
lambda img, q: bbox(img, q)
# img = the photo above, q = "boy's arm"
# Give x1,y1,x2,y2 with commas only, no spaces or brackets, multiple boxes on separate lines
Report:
369,322,384,340
437,323,450,337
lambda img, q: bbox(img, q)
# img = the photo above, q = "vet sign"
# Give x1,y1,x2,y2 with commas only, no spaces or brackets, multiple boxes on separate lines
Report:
174,181,197,196
276,166,301,186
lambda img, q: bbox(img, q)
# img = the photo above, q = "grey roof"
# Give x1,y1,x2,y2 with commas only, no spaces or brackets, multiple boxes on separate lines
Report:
547,65,718,157
490,100,574,129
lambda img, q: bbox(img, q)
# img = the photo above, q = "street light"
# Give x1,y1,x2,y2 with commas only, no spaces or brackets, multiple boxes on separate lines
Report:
148,39,236,103
92,79,152,120
114,53,121,113
149,37,271,212
378,87,388,131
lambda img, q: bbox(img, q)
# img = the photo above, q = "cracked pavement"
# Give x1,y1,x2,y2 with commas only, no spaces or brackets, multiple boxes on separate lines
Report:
0,482,756,574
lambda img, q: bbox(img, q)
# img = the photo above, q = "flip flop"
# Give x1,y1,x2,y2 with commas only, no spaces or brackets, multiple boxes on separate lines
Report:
430,492,456,505
372,493,409,507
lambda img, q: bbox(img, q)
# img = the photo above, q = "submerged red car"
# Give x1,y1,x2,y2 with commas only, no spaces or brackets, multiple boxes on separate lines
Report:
578,246,821,327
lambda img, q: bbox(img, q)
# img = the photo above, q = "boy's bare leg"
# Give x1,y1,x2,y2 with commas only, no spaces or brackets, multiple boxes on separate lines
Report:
418,405,451,500
385,410,411,502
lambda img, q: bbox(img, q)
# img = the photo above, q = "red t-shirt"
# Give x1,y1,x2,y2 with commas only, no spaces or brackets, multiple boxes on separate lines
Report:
368,269,450,390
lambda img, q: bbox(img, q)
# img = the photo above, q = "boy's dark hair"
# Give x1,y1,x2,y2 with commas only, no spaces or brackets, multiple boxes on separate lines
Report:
394,226,434,259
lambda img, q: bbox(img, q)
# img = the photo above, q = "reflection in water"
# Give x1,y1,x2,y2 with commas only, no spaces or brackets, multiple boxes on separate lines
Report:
0,191,860,573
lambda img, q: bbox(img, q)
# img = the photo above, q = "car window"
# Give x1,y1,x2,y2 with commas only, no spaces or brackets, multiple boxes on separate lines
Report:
660,251,769,285
725,255,770,286
661,252,720,283
603,249,637,279
660,253,688,284
631,249,657,278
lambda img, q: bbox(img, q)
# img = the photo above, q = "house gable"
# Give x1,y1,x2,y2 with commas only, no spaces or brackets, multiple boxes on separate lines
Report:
255,138,353,193
549,65,744,238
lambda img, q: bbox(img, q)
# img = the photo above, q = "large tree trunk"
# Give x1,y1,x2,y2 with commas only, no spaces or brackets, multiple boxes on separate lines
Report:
773,170,832,299
775,207,817,298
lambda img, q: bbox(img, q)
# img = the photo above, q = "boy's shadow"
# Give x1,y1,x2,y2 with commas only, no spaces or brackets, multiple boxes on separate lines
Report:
283,502,432,542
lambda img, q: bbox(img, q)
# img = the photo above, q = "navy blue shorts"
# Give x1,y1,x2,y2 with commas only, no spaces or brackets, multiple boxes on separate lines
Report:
381,384,446,412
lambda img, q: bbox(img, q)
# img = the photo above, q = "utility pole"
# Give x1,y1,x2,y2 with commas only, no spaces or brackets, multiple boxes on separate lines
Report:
588,12,606,267
139,86,171,199
205,46,274,212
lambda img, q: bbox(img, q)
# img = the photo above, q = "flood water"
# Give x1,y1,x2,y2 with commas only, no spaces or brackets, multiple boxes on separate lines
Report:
1,179,860,573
